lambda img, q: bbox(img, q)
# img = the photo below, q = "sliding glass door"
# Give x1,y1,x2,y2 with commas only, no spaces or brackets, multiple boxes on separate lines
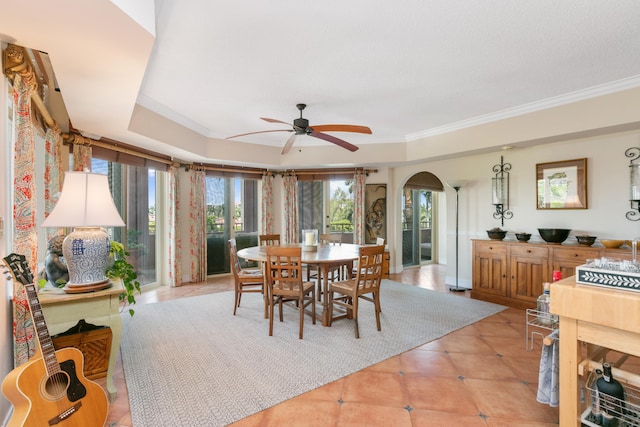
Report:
205,177,259,275
91,159,158,286
402,188,434,266
298,179,354,243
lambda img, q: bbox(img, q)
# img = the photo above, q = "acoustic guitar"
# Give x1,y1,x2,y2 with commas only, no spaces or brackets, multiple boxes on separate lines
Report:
1,253,109,426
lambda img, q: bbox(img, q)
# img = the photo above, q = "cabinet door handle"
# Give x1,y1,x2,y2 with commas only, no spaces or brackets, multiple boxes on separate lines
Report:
527,250,532,253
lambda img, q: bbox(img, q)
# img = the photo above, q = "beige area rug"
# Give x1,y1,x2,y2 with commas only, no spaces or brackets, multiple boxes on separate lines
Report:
120,280,506,426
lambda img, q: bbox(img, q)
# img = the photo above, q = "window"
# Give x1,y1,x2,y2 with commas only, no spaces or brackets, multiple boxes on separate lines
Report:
402,188,434,265
329,180,354,234
205,177,259,274
90,158,158,286
298,179,353,242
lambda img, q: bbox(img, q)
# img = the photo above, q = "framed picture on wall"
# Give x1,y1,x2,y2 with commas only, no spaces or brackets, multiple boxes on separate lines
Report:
365,184,386,244
536,158,588,209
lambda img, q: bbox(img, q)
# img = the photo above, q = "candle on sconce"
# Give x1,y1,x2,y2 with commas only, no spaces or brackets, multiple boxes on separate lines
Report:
631,164,640,201
492,177,504,205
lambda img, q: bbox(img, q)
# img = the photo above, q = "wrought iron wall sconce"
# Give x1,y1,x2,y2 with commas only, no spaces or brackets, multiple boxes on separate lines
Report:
627,146,640,221
492,155,512,226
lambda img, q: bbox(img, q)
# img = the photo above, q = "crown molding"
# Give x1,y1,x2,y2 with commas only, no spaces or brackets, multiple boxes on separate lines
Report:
407,75,640,141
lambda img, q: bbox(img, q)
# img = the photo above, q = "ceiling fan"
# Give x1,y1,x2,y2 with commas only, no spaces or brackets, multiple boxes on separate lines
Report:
226,103,372,154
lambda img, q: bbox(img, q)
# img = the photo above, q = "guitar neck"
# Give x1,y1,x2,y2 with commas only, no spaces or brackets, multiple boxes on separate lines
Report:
3,253,60,376
22,281,60,376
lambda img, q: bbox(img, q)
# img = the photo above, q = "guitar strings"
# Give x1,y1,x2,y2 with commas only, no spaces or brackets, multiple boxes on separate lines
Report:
11,257,69,415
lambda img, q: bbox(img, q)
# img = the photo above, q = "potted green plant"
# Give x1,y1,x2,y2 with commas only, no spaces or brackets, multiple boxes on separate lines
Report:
126,229,148,269
106,240,141,316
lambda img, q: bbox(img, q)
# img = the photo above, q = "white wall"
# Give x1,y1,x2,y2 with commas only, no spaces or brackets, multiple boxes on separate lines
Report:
389,130,640,288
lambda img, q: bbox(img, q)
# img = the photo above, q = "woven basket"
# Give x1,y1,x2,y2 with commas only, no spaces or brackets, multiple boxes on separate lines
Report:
52,321,112,379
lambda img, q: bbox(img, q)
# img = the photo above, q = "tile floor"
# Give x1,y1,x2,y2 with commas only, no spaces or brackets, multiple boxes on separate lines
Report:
100,265,560,426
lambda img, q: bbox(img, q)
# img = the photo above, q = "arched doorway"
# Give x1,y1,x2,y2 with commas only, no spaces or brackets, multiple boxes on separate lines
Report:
402,172,444,267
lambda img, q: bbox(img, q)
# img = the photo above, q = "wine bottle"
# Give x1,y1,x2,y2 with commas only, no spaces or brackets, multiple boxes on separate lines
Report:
596,363,625,426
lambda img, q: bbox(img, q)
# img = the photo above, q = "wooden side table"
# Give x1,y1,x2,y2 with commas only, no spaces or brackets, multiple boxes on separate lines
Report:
38,280,124,401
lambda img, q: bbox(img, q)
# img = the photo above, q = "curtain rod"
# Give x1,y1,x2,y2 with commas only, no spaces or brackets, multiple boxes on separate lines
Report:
192,164,265,175
280,168,377,176
63,132,377,177
62,133,178,167
3,44,57,130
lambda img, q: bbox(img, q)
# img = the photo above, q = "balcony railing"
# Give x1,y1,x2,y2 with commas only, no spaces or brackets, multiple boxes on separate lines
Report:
402,221,432,230
206,221,357,234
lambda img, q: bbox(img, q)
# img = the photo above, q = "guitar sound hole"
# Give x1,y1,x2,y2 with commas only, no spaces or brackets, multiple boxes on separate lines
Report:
44,372,69,399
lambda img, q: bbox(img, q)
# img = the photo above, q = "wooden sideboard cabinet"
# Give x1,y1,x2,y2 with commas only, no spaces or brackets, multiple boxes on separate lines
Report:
471,239,633,309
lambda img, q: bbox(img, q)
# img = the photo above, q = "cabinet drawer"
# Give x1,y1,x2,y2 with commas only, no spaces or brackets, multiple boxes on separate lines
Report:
510,245,548,258
551,246,601,261
474,241,508,255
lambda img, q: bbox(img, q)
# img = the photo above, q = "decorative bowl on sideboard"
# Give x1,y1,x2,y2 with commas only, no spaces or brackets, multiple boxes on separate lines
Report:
515,233,531,242
487,229,507,240
575,235,597,246
538,228,571,245
601,239,625,249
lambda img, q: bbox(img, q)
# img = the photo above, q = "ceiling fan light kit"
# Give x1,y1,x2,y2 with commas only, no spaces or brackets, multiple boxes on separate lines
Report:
227,103,371,154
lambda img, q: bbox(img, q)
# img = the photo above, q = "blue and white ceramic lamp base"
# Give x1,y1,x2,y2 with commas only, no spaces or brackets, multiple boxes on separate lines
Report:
62,226,112,290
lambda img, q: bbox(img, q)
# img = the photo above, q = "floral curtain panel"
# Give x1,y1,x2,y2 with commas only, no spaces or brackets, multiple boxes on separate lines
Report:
261,173,274,234
72,143,92,171
189,168,206,282
167,166,182,287
353,172,366,245
43,126,63,241
283,174,298,244
11,73,38,366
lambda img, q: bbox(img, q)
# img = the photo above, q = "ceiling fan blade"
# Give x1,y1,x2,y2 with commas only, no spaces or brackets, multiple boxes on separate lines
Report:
309,124,372,134
309,132,359,152
260,117,293,126
281,133,297,155
226,129,292,139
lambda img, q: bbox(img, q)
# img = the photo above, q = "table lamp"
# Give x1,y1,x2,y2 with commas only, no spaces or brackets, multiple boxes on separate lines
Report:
41,171,125,292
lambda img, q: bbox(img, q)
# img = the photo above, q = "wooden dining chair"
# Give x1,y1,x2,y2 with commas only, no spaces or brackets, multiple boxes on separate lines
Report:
259,234,281,246
229,239,266,316
265,246,316,339
307,233,344,300
328,244,385,338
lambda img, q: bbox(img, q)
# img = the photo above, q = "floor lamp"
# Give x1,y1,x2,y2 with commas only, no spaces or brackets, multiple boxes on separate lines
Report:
447,181,468,292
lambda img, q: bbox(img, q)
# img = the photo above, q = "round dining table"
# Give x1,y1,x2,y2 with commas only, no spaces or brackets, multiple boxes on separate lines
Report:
237,243,361,326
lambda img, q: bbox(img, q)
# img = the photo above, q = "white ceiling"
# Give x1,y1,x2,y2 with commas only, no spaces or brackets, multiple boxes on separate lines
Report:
2,0,640,168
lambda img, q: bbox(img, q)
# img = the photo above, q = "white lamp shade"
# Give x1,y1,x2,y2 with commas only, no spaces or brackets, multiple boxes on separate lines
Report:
41,171,125,227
